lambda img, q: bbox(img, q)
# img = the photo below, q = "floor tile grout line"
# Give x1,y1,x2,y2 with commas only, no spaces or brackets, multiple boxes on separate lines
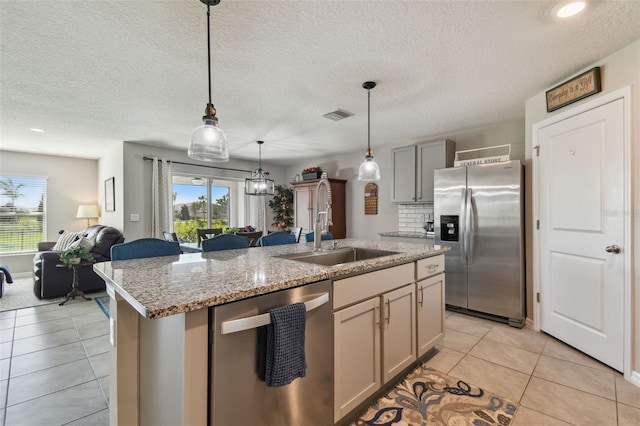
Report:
5,377,101,409
59,407,109,426
8,347,103,380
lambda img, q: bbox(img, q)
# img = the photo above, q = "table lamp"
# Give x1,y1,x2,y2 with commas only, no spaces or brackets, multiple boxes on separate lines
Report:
76,205,99,226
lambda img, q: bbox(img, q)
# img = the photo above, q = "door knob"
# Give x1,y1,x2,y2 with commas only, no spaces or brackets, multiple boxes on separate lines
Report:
605,245,621,254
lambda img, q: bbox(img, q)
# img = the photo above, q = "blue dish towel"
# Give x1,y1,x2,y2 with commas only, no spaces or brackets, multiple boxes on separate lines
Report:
0,265,13,283
265,302,307,387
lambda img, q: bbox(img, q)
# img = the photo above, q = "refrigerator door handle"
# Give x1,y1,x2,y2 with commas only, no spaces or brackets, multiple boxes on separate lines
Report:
466,188,474,265
460,188,467,263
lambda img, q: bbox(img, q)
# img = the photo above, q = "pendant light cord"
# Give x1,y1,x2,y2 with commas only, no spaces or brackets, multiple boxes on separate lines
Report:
367,87,371,152
206,2,212,107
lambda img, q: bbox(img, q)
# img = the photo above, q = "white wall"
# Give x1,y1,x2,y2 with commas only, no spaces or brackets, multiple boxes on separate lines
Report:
98,142,125,231
0,151,98,273
525,39,640,377
121,142,289,241
285,118,525,240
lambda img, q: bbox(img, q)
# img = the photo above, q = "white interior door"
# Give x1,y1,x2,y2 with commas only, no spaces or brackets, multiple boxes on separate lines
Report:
537,98,624,371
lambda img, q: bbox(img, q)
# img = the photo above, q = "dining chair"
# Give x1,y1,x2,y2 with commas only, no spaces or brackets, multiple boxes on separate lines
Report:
110,238,181,260
197,228,223,247
304,231,334,243
258,231,296,247
235,231,263,248
201,234,250,252
290,227,303,243
163,231,179,242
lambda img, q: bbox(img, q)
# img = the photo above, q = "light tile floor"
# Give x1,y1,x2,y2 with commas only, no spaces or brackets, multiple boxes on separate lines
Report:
1,292,110,426
2,299,640,425
426,310,640,425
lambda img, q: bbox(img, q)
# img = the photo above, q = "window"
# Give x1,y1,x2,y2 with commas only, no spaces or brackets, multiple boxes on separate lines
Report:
0,176,47,253
172,175,237,243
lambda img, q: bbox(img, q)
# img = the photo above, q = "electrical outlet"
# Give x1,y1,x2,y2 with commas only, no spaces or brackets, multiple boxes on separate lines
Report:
130,213,140,222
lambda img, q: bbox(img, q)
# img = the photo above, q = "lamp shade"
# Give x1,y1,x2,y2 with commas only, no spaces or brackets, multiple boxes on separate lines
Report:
188,117,229,162
357,155,381,181
76,205,99,219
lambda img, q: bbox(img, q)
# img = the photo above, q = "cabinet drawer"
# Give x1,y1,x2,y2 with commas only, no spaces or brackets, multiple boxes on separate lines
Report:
416,255,444,280
333,263,414,310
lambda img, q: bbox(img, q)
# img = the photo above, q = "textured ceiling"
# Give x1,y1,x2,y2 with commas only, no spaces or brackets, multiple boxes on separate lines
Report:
1,1,639,165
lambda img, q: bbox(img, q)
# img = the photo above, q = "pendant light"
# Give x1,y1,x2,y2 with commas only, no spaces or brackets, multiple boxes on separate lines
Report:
357,81,381,181
245,141,275,196
188,0,229,162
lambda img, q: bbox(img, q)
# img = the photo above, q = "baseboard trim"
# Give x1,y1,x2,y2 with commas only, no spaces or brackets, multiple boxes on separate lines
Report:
10,272,31,279
525,317,535,330
629,371,640,388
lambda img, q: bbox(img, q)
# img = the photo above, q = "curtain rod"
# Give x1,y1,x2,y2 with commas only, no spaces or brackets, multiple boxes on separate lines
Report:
142,156,252,173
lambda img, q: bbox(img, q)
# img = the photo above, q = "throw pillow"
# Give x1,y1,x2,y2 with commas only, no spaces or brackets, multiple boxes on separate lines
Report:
51,231,80,252
68,234,96,251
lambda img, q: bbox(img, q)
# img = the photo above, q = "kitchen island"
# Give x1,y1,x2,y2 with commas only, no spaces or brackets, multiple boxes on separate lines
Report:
94,238,448,425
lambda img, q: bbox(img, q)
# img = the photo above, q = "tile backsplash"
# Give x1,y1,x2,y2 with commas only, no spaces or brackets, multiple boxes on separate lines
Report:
397,204,434,233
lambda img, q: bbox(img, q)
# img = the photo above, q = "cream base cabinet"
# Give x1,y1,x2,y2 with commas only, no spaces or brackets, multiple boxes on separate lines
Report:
415,255,445,356
382,284,417,382
333,263,415,423
333,297,381,423
416,273,445,356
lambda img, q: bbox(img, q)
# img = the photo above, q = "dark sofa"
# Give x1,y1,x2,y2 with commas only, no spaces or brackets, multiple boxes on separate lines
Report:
33,225,124,299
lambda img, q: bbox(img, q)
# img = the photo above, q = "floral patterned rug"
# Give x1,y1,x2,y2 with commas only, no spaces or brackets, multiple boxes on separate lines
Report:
353,364,517,425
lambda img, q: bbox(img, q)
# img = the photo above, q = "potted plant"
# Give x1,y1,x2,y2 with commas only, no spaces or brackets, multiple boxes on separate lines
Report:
268,185,294,230
59,246,95,268
302,166,323,180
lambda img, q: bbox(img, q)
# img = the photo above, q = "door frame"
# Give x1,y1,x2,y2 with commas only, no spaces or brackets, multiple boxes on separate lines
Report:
532,86,632,379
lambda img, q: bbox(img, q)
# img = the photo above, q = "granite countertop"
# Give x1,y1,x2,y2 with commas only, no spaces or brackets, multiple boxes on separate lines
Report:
379,231,435,239
93,238,448,319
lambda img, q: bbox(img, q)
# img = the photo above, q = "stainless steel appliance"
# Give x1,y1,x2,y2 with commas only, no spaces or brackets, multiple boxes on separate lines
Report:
210,280,332,425
434,160,524,327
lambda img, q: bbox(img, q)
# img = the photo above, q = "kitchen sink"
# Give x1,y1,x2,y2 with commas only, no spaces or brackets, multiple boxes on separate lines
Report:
276,246,400,266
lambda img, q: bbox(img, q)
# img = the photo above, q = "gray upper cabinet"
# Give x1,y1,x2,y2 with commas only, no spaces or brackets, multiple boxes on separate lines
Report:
391,145,417,203
392,140,455,203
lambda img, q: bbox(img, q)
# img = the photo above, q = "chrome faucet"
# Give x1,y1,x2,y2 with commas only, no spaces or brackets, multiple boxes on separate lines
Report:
313,172,332,251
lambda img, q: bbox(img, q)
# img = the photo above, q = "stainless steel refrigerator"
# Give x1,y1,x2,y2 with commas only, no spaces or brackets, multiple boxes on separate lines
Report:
434,160,525,327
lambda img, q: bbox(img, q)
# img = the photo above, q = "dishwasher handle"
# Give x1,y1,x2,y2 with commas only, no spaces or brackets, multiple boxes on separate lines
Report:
220,292,329,335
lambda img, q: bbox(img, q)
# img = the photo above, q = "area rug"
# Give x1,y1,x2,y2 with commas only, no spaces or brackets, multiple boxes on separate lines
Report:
0,277,65,311
353,364,517,425
94,295,110,318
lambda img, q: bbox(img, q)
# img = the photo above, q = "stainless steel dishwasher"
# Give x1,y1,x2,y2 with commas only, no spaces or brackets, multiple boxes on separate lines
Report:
210,280,332,425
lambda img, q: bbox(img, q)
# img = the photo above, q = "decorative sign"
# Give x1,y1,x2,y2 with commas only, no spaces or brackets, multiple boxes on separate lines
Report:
453,144,511,167
546,67,601,112
364,183,378,215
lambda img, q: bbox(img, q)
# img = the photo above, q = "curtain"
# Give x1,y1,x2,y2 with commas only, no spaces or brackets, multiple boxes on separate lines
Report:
246,194,267,232
151,157,173,238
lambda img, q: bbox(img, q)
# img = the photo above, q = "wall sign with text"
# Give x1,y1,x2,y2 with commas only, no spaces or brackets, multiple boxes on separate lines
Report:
546,67,601,112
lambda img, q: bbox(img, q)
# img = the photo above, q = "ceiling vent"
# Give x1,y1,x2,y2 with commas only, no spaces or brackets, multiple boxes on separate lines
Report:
323,109,354,121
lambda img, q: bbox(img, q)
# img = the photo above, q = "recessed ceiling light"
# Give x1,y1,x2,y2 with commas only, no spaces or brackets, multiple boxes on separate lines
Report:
29,128,46,132
556,1,586,18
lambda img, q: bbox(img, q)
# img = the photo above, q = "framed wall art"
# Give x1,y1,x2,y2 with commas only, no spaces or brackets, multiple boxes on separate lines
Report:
546,67,601,112
105,177,115,212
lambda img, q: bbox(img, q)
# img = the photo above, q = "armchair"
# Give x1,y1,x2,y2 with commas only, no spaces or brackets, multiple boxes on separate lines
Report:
33,225,125,299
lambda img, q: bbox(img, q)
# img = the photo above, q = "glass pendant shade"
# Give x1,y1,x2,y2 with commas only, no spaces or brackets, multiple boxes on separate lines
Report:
358,153,381,181
189,118,229,162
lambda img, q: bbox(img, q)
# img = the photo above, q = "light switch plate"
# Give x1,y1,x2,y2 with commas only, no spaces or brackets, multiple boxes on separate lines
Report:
109,317,116,346
130,213,140,222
